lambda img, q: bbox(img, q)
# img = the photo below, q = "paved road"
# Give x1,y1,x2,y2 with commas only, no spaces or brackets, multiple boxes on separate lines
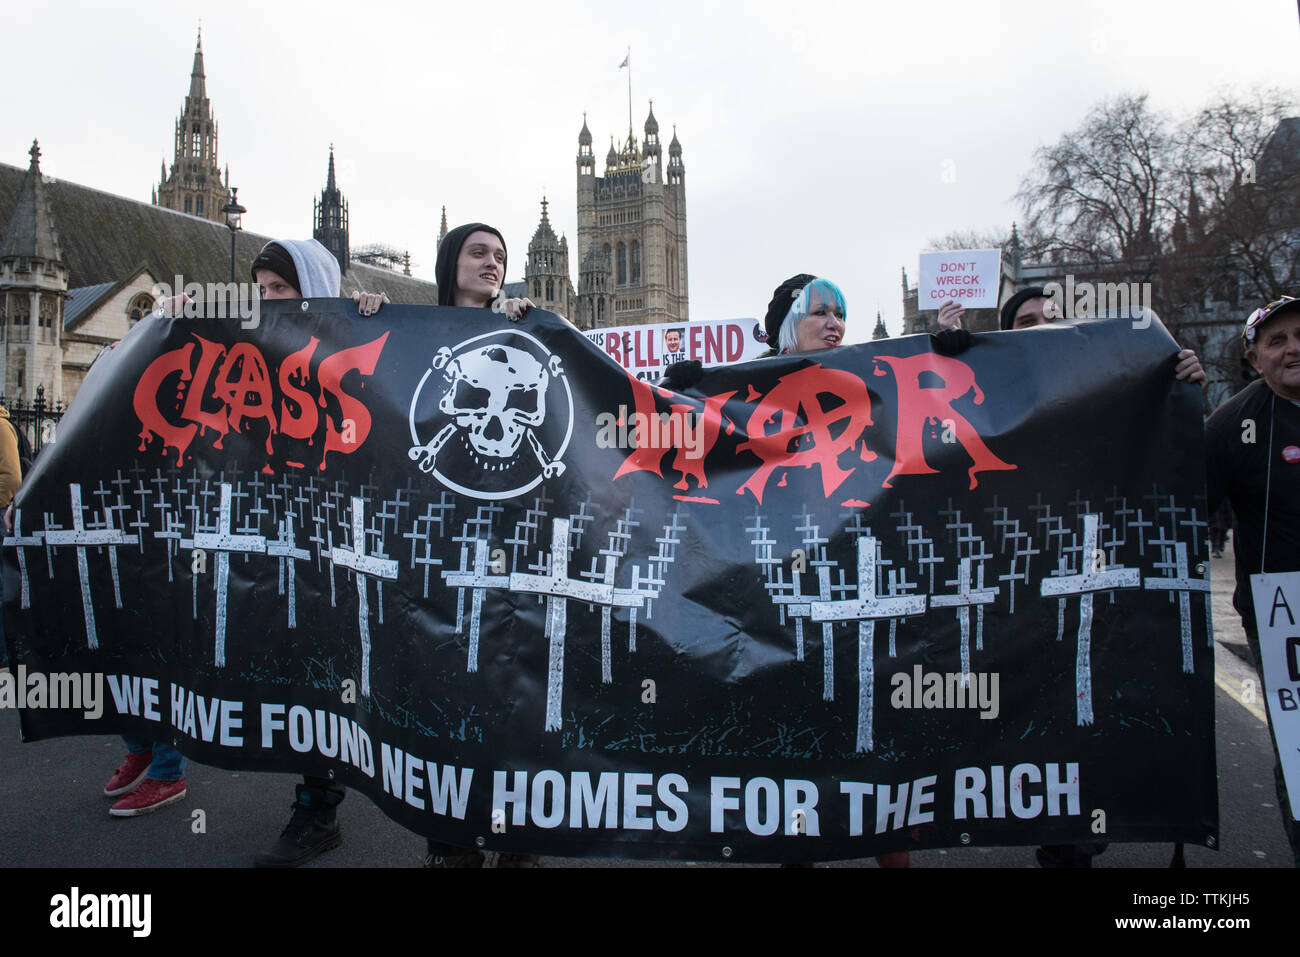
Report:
0,552,1292,868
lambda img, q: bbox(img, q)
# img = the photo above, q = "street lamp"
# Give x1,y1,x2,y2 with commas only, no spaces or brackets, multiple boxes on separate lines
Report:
220,187,246,285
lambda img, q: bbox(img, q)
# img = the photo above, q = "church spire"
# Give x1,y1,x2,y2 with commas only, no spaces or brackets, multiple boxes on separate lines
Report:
189,26,207,102
155,26,227,222
314,144,349,273
1,140,65,264
438,206,449,247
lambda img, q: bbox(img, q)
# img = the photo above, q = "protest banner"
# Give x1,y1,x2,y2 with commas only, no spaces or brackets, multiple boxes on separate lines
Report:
584,317,768,380
3,302,1217,860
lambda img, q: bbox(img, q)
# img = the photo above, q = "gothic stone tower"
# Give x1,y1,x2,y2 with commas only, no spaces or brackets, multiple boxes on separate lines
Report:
154,29,230,221
524,198,574,319
314,146,350,274
576,104,687,328
1,141,69,402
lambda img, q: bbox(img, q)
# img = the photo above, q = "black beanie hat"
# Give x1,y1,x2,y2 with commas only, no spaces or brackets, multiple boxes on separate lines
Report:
763,273,816,343
250,243,302,296
999,286,1047,330
436,223,508,307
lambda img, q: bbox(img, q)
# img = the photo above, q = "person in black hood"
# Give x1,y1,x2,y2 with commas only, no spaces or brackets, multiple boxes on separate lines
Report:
435,222,533,317
425,222,540,868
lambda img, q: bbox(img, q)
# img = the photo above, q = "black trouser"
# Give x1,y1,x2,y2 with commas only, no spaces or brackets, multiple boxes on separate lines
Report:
1241,616,1300,864
301,774,345,815
426,838,467,857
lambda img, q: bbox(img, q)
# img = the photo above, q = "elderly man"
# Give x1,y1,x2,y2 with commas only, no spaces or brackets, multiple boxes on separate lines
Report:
1206,295,1300,866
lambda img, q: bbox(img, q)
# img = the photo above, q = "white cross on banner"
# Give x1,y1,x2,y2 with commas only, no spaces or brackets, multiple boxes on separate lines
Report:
193,482,267,667
811,536,927,753
331,497,399,697
43,484,139,649
510,518,615,732
1039,513,1140,725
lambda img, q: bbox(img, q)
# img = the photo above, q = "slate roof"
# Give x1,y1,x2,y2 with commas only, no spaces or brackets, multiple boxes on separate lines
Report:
63,281,117,327
0,162,444,306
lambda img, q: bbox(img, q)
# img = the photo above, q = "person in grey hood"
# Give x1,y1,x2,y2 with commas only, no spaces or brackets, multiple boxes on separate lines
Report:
251,237,384,868
251,238,387,315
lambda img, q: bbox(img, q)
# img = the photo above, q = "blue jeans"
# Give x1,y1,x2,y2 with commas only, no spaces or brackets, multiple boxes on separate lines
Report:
121,735,186,782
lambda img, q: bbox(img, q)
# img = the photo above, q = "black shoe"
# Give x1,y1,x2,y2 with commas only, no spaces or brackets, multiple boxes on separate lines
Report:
1036,842,1106,868
254,785,343,868
423,848,486,868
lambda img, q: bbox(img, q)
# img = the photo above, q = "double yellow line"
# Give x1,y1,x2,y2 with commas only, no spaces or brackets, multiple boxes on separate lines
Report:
1216,669,1269,725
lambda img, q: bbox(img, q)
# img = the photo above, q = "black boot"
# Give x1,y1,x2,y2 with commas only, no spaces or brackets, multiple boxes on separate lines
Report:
255,782,343,867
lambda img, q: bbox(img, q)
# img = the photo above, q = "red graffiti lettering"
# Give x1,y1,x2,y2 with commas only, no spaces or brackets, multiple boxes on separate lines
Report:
214,343,277,452
133,342,198,467
278,337,320,440
134,332,388,469
875,353,1016,489
317,333,389,470
737,365,871,504
613,372,734,489
180,336,230,448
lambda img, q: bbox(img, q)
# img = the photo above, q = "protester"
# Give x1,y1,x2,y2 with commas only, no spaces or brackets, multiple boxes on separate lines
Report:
434,222,533,317
670,273,964,866
1209,500,1232,559
0,404,22,669
423,222,537,868
987,286,1206,867
246,238,384,866
1206,295,1300,866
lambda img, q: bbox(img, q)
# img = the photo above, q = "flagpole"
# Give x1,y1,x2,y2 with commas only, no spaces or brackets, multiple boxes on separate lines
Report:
626,46,633,143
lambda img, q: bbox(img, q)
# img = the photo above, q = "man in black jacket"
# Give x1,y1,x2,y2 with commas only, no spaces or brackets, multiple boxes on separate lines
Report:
1206,296,1300,866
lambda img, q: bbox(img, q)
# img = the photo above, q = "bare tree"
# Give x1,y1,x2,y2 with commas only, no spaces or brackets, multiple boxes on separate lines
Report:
1173,87,1300,304
1016,94,1175,268
923,227,1011,253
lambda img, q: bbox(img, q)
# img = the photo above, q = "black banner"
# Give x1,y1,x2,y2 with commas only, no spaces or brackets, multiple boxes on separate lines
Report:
2,302,1218,860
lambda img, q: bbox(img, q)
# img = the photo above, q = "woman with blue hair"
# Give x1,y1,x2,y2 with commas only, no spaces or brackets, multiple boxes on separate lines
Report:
763,274,848,355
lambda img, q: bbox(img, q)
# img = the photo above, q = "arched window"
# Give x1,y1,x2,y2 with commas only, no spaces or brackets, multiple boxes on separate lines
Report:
546,279,555,300
534,280,542,298
616,244,627,285
196,195,204,216
192,126,201,156
128,293,154,328
630,242,641,285
598,299,605,323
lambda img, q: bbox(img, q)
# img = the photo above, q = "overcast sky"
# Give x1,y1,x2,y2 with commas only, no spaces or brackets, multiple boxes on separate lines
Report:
3,0,1298,341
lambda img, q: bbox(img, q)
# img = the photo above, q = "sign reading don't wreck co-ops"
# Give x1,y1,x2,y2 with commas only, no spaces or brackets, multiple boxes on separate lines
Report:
4,300,1218,861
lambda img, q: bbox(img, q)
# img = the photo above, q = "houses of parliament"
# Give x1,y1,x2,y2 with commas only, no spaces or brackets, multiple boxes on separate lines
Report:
0,30,690,406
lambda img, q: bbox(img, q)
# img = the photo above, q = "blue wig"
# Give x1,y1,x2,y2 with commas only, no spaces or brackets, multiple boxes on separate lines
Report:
777,277,847,352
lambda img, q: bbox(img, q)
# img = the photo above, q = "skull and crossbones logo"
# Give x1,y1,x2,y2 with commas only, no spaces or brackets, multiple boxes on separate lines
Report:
408,331,573,500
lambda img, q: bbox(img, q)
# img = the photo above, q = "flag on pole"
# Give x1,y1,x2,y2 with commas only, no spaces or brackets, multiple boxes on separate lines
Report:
619,50,630,69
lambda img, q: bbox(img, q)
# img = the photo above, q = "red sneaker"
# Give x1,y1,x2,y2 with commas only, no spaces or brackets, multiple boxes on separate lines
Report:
109,777,187,817
104,751,152,797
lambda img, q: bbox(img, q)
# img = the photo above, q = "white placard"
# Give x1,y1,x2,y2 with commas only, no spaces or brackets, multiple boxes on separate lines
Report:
918,249,1002,310
584,318,769,382
1250,571,1300,821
